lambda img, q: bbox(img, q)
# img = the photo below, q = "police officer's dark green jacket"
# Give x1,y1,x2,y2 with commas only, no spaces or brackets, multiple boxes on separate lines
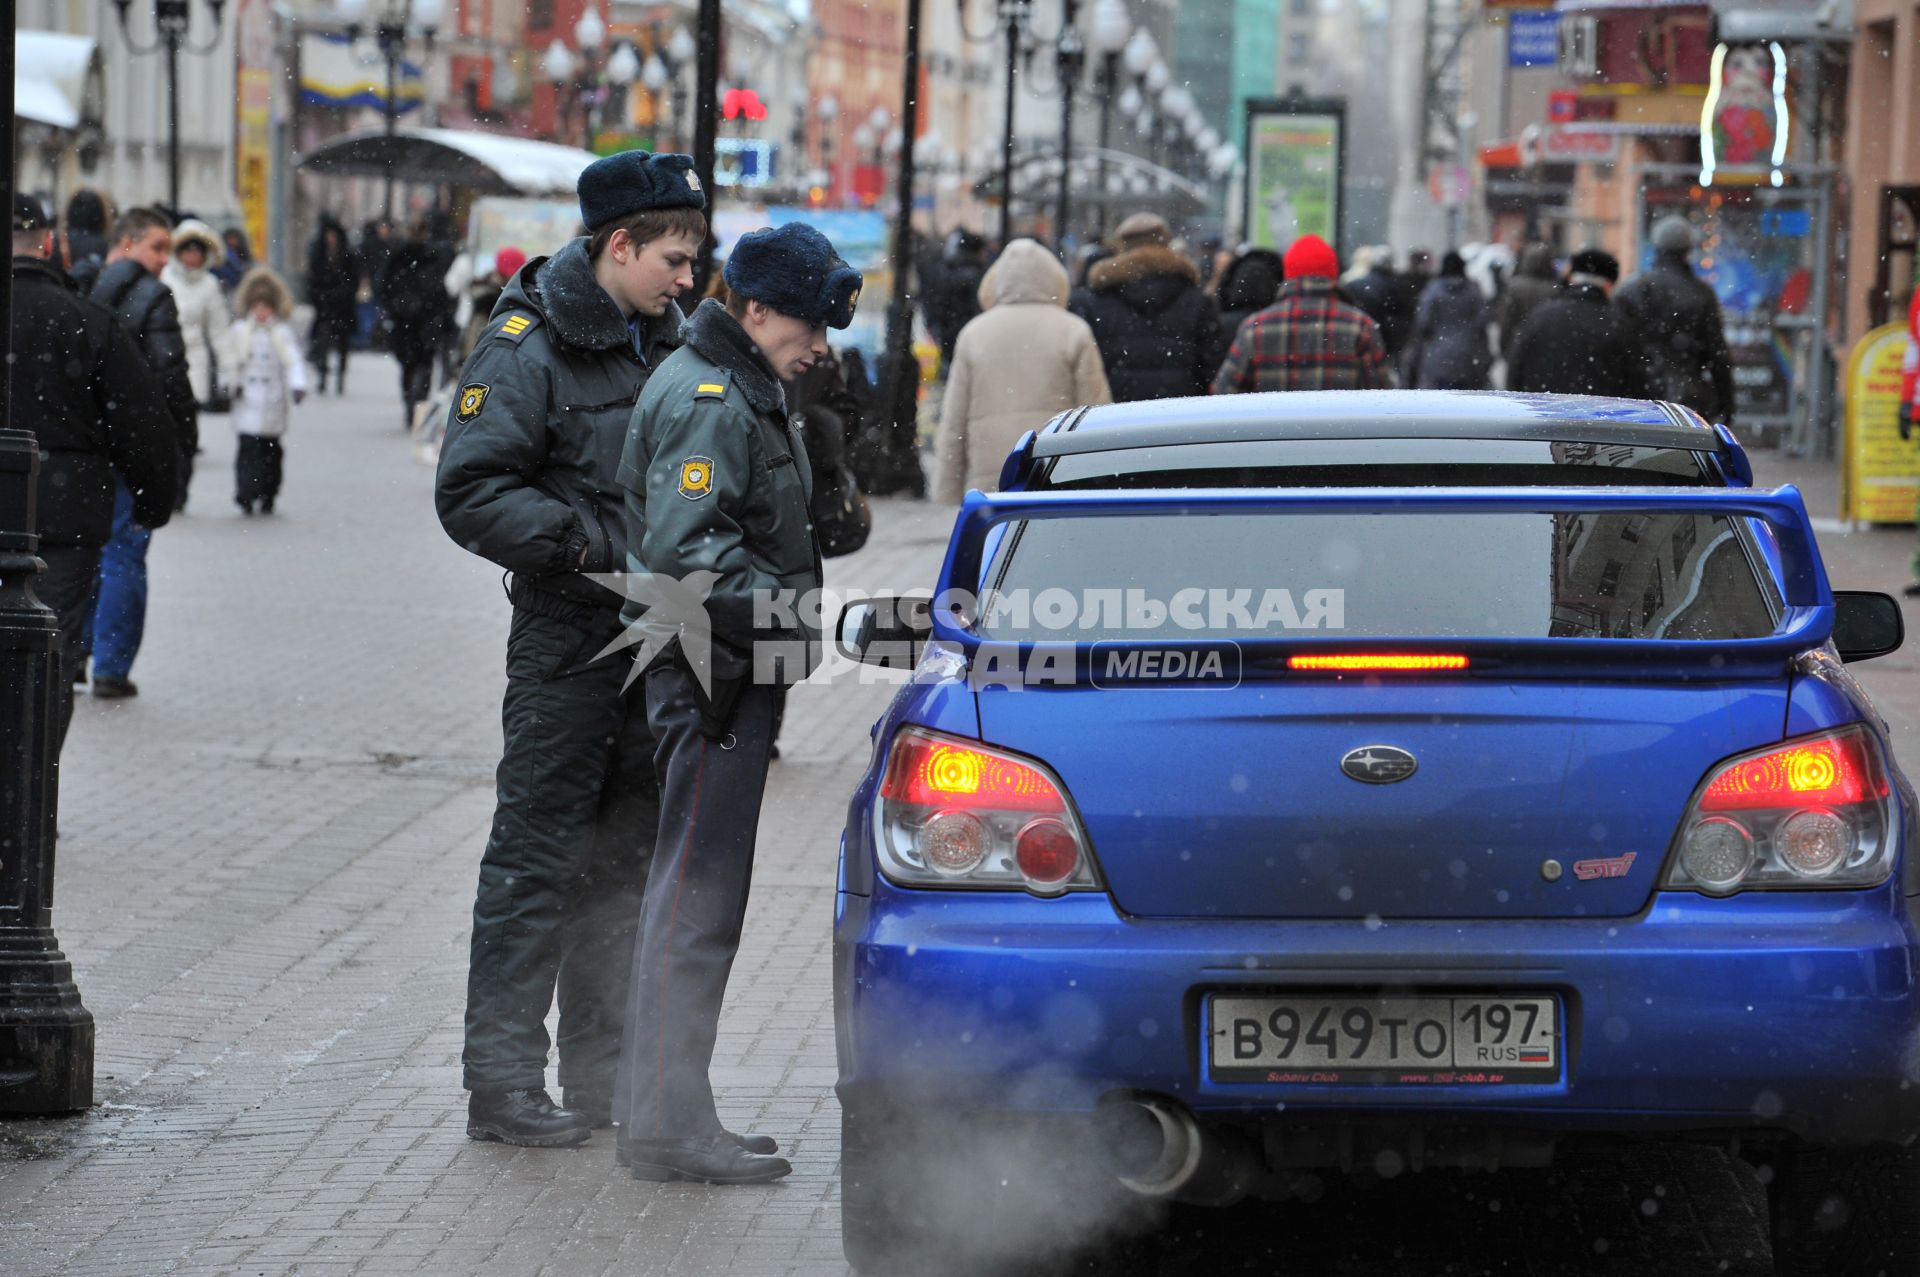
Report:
436,237,682,610
617,298,823,679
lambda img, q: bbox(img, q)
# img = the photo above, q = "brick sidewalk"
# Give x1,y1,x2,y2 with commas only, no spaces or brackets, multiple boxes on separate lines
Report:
5,376,1903,1275
0,367,944,1277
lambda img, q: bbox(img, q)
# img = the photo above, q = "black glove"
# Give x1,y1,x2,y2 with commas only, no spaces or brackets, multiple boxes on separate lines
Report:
1902,402,1915,442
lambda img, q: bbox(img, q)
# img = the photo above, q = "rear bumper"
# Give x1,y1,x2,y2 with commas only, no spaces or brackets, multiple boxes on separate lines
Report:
834,885,1920,1146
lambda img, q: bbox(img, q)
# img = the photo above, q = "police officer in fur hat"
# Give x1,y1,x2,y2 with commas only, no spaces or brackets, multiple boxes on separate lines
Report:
434,151,706,1147
611,222,861,1184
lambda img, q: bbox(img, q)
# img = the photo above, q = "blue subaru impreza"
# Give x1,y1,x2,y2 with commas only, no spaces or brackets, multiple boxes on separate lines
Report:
831,392,1917,1274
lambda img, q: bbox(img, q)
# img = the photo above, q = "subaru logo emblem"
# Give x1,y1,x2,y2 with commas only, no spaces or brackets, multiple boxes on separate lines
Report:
1340,745,1418,784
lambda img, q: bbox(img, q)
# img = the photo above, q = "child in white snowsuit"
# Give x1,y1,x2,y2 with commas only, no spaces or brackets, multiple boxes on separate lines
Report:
224,267,308,514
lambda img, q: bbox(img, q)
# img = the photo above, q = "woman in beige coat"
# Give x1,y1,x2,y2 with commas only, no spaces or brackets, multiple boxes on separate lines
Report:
934,238,1111,502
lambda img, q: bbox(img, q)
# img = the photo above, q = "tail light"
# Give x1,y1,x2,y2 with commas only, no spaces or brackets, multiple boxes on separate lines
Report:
1665,726,1895,896
874,726,1102,896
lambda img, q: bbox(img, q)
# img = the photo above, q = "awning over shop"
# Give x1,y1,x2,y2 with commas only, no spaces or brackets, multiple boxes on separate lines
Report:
15,31,100,131
295,127,599,196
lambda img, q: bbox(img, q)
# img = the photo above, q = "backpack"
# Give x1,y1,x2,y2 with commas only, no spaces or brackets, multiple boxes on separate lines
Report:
792,355,873,557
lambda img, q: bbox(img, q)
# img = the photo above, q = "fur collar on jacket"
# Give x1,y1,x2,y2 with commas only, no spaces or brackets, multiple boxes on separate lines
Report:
682,298,786,415
1088,244,1200,293
528,237,681,355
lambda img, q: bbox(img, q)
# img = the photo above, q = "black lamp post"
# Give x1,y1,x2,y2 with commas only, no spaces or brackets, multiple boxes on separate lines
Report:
0,26,93,1116
879,0,927,498
108,0,228,215
1088,0,1136,241
337,0,442,221
1052,4,1084,251
640,24,697,151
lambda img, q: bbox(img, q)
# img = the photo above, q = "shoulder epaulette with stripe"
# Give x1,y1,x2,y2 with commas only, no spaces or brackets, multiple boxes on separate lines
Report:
495,311,540,344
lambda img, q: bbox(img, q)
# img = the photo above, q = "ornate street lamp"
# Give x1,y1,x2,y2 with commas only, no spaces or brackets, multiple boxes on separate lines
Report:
543,6,637,153
1088,0,1131,239
957,0,1035,244
815,93,840,201
335,0,443,219
1052,2,1085,251
107,0,229,214
640,25,698,152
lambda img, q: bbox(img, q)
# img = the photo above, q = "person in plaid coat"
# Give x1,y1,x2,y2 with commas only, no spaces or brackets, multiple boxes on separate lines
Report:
1210,235,1390,393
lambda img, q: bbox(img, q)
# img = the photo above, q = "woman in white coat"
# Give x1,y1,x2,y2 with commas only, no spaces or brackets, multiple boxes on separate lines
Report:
224,268,309,515
934,238,1111,503
161,219,228,405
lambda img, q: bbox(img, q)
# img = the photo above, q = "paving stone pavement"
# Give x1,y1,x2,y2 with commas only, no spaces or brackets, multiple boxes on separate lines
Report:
0,372,1910,1276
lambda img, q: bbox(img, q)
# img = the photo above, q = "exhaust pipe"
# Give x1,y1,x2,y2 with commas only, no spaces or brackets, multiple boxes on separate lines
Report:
1098,1097,1256,1206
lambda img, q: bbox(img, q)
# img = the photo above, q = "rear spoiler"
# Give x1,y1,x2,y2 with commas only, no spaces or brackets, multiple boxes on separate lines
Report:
930,484,1832,673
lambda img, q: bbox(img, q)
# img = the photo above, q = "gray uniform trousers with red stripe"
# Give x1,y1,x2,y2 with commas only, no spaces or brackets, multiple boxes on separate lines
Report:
613,661,778,1140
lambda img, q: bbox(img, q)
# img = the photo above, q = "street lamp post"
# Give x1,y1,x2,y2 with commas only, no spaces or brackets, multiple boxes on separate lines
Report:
815,94,840,202
108,0,229,215
543,8,639,154
640,26,698,152
1088,0,1134,240
1052,3,1084,252
996,0,1033,245
1,28,92,1113
336,0,443,221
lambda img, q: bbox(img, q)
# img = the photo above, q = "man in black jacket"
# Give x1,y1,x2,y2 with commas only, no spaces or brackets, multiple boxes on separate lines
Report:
10,195,177,766
1071,212,1226,402
1507,249,1654,400
435,151,706,1148
87,206,195,699
1615,217,1736,424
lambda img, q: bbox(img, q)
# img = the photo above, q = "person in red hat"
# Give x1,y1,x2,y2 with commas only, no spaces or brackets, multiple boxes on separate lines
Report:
1210,233,1390,393
453,245,530,366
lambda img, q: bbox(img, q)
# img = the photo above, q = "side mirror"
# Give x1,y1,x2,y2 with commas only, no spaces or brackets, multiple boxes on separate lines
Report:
836,591,933,668
1833,590,1905,663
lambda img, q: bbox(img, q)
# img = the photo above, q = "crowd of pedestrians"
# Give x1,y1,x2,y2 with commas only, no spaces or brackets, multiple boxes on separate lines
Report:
921,210,1741,502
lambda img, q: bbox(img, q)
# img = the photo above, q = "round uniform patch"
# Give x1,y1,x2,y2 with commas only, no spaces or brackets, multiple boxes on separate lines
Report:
678,456,715,499
456,383,490,423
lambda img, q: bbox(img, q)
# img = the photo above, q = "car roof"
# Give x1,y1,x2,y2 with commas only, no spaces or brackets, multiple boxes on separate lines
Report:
1032,390,1718,458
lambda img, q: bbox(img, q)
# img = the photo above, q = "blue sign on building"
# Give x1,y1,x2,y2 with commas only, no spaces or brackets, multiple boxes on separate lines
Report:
1509,11,1560,68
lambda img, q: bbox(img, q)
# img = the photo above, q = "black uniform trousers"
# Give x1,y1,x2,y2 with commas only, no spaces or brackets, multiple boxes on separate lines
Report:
462,602,658,1093
614,661,777,1140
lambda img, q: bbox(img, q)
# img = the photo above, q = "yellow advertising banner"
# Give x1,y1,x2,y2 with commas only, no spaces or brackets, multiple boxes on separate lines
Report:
1842,323,1920,524
235,0,275,260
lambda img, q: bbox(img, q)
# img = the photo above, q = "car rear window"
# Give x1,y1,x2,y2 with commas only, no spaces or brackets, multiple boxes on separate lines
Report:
981,510,1778,642
1040,438,1716,489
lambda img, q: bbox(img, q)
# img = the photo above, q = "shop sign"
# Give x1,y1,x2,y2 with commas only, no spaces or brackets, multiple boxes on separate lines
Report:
1509,12,1559,68
1842,324,1920,524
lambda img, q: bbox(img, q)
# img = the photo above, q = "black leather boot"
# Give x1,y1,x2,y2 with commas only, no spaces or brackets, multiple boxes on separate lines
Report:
624,1134,792,1184
466,1089,592,1148
561,1087,614,1129
613,1125,778,1166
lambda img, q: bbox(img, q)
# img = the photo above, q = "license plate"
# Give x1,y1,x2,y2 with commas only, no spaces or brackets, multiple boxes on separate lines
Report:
1208,994,1560,1084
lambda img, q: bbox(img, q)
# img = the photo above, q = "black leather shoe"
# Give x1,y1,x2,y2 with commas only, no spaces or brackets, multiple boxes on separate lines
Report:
625,1135,792,1184
562,1088,614,1129
91,676,138,699
614,1127,779,1165
466,1089,592,1148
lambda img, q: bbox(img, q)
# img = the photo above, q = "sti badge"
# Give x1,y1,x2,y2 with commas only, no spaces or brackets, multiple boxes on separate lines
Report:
456,383,490,423
678,456,715,499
